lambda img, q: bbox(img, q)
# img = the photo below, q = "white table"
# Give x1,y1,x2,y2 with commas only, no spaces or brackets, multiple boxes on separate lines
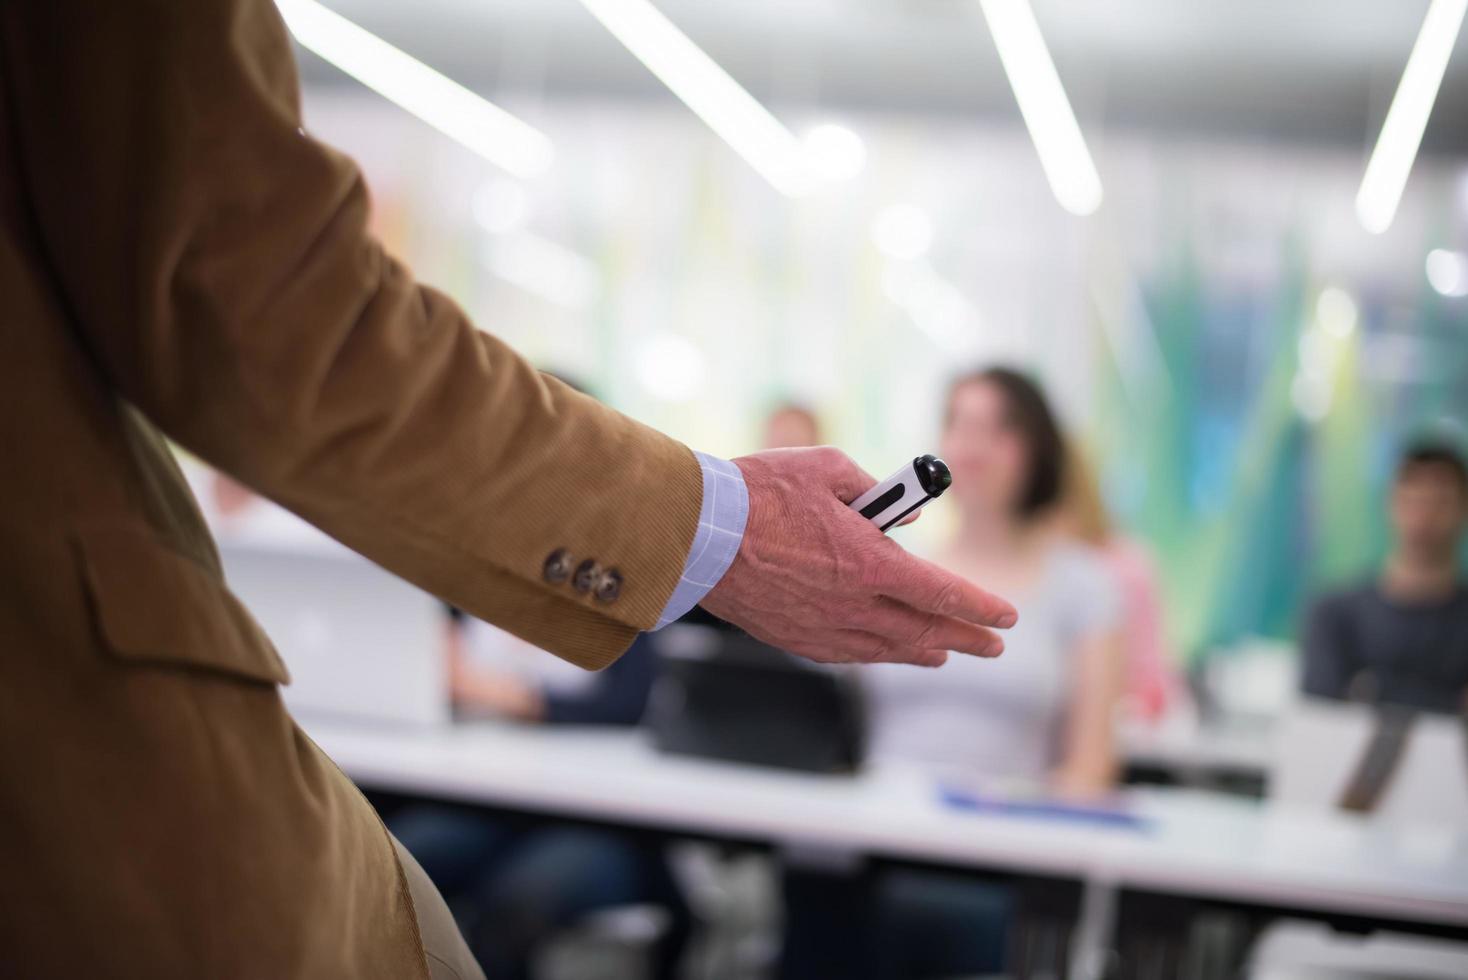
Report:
305,720,1468,975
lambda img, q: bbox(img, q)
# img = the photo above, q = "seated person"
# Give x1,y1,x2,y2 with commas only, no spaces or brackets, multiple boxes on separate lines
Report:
780,367,1125,980
761,399,823,450
442,604,657,725
388,620,689,980
1301,441,1468,715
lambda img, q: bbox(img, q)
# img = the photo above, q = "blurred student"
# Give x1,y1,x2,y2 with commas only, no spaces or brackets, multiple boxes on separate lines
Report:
762,401,824,450
782,368,1125,979
388,626,689,980
1301,441,1468,715
1055,443,1180,722
870,367,1125,795
389,373,690,979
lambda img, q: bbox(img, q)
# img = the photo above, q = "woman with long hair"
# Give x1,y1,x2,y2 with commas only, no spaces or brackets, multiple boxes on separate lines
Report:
781,367,1125,979
868,366,1126,798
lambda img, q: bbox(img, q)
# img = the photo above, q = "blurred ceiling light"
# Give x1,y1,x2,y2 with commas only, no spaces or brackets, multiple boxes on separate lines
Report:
1354,0,1467,234
472,180,533,234
872,205,934,261
482,233,600,310
275,0,554,178
1425,248,1468,296
635,332,706,402
1293,337,1334,423
1291,372,1332,423
979,0,1103,216
1297,329,1330,376
574,0,813,195
802,123,867,182
1315,286,1359,338
1293,291,1359,423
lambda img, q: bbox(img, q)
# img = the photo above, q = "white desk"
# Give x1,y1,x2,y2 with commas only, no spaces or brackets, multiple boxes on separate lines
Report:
306,719,1468,942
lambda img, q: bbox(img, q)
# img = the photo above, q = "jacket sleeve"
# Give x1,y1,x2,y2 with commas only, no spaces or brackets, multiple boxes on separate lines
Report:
0,0,703,669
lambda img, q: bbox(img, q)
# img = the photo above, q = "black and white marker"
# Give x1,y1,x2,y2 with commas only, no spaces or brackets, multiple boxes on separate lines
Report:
849,454,952,533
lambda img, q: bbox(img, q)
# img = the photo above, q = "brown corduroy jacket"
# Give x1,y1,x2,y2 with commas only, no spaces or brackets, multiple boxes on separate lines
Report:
0,1,703,975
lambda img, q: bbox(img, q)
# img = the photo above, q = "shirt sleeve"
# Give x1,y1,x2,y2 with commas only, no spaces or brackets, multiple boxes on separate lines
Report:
653,453,749,629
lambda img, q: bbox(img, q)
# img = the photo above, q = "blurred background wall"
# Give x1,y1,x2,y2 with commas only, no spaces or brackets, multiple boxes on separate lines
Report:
293,0,1468,663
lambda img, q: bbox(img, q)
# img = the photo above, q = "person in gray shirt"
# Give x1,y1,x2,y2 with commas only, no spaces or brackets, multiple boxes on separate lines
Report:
1301,442,1468,715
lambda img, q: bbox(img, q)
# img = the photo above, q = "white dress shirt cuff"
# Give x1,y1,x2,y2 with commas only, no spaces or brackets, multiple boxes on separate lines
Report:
652,452,748,629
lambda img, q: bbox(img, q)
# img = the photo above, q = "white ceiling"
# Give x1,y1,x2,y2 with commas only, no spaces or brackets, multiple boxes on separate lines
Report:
304,0,1468,153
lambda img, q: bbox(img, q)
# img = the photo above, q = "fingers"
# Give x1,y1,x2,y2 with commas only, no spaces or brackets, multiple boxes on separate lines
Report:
869,552,1018,630
847,598,1005,658
712,445,1014,673
877,647,949,668
784,629,951,669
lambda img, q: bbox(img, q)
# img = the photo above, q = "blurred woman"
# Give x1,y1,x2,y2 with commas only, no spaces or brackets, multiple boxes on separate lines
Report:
868,366,1125,797
780,367,1125,979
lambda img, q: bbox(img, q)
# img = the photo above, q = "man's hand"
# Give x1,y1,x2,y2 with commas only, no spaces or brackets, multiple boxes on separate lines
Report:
700,447,1017,668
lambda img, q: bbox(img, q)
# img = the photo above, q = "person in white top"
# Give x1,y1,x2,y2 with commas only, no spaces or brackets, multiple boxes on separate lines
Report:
781,367,1125,980
869,366,1125,796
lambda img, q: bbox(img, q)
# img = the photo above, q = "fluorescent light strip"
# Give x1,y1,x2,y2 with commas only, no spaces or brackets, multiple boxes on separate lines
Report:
275,0,554,178
1356,0,1467,234
979,0,1103,216
575,0,811,196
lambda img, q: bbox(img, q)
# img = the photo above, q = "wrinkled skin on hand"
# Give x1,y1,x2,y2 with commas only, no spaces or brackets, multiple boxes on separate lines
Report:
700,447,1017,668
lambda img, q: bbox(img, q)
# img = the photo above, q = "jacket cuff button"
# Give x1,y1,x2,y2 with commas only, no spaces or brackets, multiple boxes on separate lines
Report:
572,559,601,593
593,568,623,604
543,549,574,584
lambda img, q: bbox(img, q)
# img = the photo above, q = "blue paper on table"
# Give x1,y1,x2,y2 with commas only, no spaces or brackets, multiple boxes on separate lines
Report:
939,785,1153,832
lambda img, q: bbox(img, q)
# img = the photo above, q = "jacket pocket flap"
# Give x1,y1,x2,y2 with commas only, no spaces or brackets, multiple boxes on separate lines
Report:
76,525,291,686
